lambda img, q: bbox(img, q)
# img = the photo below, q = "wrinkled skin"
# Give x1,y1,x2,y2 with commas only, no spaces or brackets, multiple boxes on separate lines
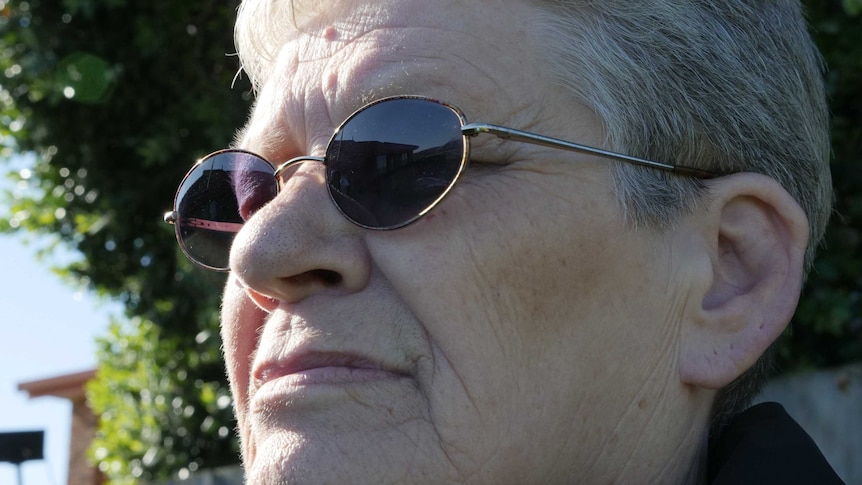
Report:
220,1,718,483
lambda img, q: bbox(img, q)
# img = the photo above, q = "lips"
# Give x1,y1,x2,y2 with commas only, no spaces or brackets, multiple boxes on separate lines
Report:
253,350,411,389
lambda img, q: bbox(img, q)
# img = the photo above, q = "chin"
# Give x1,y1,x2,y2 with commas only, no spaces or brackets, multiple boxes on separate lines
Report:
244,438,442,485
239,408,464,485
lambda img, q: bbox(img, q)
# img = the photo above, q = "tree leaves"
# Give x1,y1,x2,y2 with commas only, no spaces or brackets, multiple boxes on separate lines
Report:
1,0,247,481
87,317,237,482
778,1,862,373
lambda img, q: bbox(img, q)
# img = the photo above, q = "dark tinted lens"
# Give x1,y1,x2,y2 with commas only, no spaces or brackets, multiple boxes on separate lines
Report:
175,151,276,269
325,98,465,228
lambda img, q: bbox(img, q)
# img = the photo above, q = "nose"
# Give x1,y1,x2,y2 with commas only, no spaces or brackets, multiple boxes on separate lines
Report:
229,160,372,311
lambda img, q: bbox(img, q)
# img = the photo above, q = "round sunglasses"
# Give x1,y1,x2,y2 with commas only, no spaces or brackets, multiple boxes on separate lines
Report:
165,96,719,271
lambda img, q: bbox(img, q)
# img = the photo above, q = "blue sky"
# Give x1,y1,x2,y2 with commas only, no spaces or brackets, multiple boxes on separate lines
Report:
0,233,120,485
0,153,120,484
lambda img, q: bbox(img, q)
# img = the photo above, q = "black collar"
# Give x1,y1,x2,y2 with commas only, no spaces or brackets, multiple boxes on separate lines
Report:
708,402,844,484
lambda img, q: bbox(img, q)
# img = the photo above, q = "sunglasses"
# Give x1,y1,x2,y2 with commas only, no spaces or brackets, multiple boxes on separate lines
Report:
165,95,718,271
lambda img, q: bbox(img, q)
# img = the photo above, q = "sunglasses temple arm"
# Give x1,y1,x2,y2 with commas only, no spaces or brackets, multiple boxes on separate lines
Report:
461,123,717,179
165,211,178,224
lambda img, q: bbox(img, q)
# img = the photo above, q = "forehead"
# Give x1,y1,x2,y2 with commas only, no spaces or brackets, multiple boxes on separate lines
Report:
237,0,547,103
237,0,511,82
235,0,559,157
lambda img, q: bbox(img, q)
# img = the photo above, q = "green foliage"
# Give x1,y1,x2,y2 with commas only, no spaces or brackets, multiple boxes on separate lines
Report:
0,0,859,483
88,317,236,483
776,1,862,372
841,0,862,16
1,0,248,482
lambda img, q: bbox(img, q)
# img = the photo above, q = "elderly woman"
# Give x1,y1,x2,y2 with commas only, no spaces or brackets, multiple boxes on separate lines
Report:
166,1,841,483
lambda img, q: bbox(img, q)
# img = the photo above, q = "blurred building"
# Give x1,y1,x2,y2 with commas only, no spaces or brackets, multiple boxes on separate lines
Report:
18,370,102,485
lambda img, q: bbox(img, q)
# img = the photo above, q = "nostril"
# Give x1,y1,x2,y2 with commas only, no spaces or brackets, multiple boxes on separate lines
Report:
282,269,343,288
314,269,343,286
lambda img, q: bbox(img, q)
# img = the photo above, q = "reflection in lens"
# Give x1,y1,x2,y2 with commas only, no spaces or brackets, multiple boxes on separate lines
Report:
326,98,465,228
175,151,276,269
233,160,278,220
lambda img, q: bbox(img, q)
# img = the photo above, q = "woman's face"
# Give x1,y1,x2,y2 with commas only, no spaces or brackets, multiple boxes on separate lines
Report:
221,1,689,483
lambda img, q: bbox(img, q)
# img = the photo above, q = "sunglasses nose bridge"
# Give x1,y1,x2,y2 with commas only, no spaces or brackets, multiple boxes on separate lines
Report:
274,155,325,180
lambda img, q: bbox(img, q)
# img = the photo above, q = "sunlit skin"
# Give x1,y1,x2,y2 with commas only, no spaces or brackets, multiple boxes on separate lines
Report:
218,1,808,484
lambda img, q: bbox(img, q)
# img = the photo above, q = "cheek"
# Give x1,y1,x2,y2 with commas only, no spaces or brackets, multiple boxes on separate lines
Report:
221,278,267,414
386,175,617,338
368,173,622,392
366,211,634,479
376,173,655,368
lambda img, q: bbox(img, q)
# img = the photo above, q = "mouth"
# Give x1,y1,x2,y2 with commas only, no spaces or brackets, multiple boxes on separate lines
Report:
251,351,412,407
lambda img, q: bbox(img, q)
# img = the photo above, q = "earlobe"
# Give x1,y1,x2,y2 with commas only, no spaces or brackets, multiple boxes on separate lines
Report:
679,173,809,389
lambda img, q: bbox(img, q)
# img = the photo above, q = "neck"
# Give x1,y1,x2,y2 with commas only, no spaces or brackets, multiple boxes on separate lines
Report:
680,432,709,485
633,410,711,485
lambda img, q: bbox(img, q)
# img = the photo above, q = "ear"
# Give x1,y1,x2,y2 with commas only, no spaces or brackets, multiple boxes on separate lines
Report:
678,173,809,389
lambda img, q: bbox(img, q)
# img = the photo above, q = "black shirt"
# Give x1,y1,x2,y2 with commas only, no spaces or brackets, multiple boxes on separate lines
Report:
708,402,844,484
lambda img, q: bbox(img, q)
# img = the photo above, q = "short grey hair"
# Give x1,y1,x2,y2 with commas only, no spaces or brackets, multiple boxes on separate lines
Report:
534,0,831,428
536,1,831,263
234,0,291,91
